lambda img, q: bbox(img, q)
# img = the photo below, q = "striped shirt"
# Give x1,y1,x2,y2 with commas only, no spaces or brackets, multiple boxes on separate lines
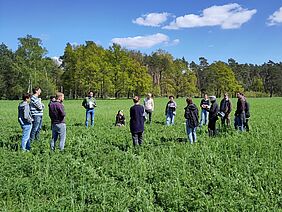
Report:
30,95,45,116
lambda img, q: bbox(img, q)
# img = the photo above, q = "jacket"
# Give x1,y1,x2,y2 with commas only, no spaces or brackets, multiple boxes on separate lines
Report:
184,103,199,128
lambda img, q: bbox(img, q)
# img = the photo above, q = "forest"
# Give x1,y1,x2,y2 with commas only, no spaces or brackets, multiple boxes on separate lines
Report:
1,34,282,99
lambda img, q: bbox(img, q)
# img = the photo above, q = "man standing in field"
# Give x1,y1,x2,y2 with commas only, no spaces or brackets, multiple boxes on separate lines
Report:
199,94,209,127
165,95,177,126
18,93,33,151
144,93,154,124
30,87,45,142
235,92,246,131
82,91,96,127
130,96,145,146
49,92,66,151
220,93,232,128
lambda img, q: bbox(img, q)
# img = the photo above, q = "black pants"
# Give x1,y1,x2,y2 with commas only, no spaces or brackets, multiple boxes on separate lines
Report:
145,109,152,123
132,132,143,146
208,118,217,136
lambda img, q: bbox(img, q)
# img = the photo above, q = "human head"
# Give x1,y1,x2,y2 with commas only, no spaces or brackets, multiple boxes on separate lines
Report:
133,96,140,104
118,110,123,115
22,93,31,102
204,93,208,99
88,91,94,97
224,93,228,99
169,95,174,101
50,95,56,102
186,97,193,105
209,95,216,103
32,87,41,96
147,93,152,98
236,92,242,98
56,92,64,102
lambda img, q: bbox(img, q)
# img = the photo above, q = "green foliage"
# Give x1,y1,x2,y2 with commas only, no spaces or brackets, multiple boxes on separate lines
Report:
0,98,282,210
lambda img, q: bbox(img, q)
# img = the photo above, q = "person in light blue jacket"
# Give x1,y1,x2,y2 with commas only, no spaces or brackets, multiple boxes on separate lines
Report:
18,93,33,151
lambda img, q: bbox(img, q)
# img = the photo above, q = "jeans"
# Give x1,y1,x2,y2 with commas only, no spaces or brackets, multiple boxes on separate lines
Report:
145,109,152,123
132,132,143,146
21,124,32,151
50,123,66,151
85,109,94,127
200,110,209,126
30,115,43,141
234,112,246,132
186,121,197,144
166,111,175,126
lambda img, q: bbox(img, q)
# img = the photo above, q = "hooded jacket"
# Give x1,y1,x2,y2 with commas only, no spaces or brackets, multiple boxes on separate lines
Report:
184,103,199,128
18,101,33,125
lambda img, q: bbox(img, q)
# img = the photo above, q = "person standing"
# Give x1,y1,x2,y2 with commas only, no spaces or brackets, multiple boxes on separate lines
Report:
207,96,219,137
130,96,145,146
30,87,45,141
18,93,33,151
144,93,154,124
184,98,199,144
165,96,177,126
82,91,96,127
49,92,66,151
234,93,246,131
220,93,232,127
199,94,210,127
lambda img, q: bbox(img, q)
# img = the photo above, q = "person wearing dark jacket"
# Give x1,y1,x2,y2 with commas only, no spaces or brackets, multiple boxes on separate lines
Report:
207,96,219,136
184,98,199,144
18,93,33,151
199,94,210,127
220,93,232,127
165,96,177,126
49,92,66,151
82,91,96,127
130,96,145,146
115,110,125,127
234,92,246,131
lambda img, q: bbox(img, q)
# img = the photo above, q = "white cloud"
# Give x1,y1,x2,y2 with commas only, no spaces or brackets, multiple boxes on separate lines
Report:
112,33,171,49
51,57,62,66
133,12,170,27
267,7,282,26
164,3,257,29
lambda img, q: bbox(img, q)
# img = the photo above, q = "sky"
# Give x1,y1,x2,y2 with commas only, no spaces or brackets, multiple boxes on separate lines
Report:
1,0,282,65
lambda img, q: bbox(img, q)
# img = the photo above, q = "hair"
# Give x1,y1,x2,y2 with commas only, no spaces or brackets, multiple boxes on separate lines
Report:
186,97,193,105
169,95,174,99
32,87,41,94
50,95,56,100
88,91,94,94
56,92,64,99
133,96,140,103
22,93,31,101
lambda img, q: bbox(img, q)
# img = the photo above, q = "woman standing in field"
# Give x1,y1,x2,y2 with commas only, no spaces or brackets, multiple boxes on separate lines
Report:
144,93,154,124
18,93,33,151
130,96,145,146
206,96,219,137
165,95,177,126
184,98,199,144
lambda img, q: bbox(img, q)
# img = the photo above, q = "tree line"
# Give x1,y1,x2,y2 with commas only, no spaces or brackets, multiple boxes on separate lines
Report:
1,35,282,99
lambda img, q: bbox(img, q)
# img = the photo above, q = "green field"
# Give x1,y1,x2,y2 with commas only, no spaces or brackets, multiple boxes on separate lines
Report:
0,98,282,211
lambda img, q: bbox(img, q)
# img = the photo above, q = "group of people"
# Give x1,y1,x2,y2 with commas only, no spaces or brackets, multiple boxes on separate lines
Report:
18,87,66,152
17,88,250,151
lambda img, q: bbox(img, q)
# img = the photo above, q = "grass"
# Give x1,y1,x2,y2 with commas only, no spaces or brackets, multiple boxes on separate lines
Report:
0,97,282,211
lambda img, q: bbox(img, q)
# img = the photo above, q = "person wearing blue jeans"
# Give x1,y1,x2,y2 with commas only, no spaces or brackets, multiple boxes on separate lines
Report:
82,91,96,127
234,93,246,132
184,98,199,144
165,96,177,126
18,93,33,151
29,87,44,141
199,94,209,127
49,92,66,151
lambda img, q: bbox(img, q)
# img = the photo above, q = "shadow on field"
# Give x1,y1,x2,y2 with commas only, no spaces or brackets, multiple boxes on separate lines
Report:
160,137,187,143
0,134,20,151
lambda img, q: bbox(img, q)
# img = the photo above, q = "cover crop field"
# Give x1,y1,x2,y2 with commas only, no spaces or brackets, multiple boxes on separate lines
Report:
0,98,281,211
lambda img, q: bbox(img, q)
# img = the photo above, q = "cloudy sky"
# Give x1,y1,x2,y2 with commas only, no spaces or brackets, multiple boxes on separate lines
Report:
0,0,282,64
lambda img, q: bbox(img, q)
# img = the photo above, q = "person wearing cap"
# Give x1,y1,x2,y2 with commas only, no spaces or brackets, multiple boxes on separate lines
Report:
206,95,219,136
144,93,154,124
115,110,125,127
130,96,145,146
165,95,177,126
220,93,232,128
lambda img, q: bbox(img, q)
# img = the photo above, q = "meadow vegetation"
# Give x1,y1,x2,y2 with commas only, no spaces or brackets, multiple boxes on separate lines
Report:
0,98,281,211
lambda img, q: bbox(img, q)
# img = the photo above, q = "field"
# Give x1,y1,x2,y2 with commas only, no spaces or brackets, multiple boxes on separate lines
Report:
0,98,282,211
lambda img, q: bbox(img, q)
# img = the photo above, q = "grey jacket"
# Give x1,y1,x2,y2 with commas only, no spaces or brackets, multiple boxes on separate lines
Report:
18,101,33,125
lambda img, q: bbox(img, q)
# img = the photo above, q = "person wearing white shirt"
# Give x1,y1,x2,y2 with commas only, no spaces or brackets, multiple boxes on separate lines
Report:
144,93,154,124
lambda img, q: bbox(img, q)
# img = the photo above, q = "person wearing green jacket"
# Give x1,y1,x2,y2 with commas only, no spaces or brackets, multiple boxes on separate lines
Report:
82,91,97,127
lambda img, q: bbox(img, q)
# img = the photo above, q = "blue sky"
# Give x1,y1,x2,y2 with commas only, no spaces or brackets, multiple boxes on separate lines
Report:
1,0,282,64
